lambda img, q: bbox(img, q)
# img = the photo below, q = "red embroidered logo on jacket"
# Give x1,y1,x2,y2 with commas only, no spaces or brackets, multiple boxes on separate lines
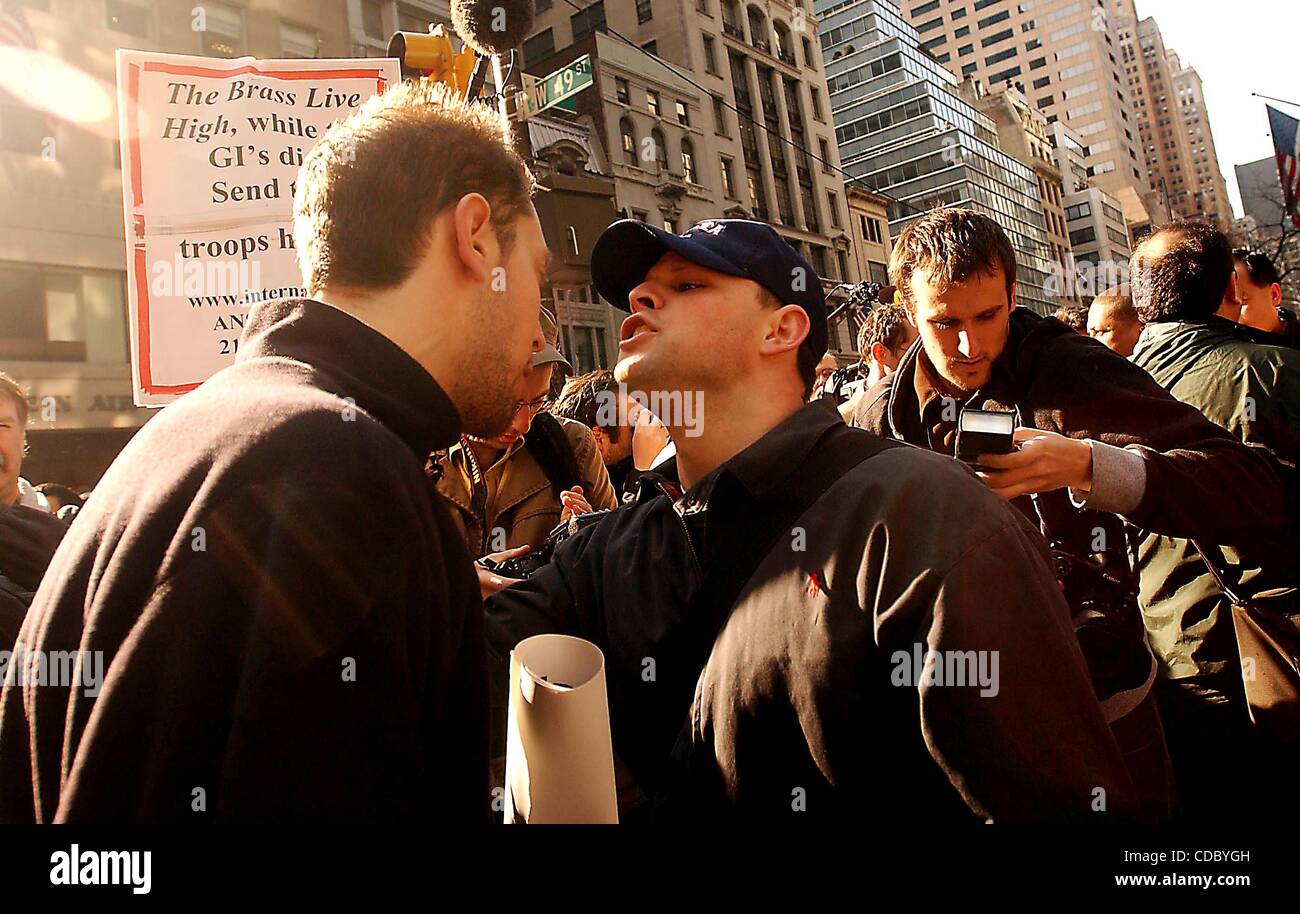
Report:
806,568,828,598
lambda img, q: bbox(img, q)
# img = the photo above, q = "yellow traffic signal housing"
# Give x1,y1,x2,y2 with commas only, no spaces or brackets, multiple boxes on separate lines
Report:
386,25,481,98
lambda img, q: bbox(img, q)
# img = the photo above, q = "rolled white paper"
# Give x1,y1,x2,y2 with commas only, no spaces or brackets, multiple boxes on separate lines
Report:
504,634,618,824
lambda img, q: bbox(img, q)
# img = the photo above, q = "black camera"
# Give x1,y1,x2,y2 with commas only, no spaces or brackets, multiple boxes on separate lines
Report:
955,408,1016,468
479,508,612,579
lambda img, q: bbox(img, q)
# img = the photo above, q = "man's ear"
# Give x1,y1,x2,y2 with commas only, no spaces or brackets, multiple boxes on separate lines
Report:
1271,283,1284,308
1225,271,1242,308
762,304,811,355
1007,281,1018,313
870,341,890,366
451,193,496,286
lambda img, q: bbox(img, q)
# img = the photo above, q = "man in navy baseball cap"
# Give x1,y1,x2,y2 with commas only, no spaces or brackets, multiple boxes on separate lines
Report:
592,218,828,366
486,215,1139,823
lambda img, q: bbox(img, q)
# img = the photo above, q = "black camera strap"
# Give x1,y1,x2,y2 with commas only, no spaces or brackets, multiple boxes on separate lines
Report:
458,434,491,555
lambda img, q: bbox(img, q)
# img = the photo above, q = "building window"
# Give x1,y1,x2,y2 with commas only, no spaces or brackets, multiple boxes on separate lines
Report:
523,29,555,66
868,260,889,285
651,127,668,171
802,36,814,69
106,0,150,38
959,44,973,56
703,33,718,73
981,28,1014,48
1067,194,1096,224
0,104,49,157
636,0,653,24
819,137,832,172
570,0,606,42
721,156,736,197
566,225,580,256
663,217,678,233
676,99,689,126
566,323,610,373
647,90,660,117
827,191,841,229
535,0,553,11
681,138,697,183
642,40,657,55
713,94,728,134
620,118,637,165
810,86,824,121
860,215,882,244
0,261,128,364
361,0,385,41
397,2,434,31
1069,225,1097,246
774,22,795,65
279,22,318,58
616,77,630,105
198,1,243,57
808,244,828,277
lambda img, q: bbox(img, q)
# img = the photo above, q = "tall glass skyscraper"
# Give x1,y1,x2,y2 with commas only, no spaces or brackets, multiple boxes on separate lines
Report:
815,0,1055,313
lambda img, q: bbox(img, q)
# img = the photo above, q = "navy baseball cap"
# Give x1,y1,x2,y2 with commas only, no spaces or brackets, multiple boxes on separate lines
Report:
590,218,828,357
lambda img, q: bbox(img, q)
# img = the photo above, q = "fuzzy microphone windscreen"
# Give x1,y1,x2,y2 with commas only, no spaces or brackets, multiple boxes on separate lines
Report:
450,0,536,57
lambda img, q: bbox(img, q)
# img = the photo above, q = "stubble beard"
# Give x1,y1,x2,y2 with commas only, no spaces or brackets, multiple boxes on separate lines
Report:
451,289,530,439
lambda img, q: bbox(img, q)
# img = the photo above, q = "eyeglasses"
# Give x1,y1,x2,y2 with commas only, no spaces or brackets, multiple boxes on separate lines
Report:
512,396,548,417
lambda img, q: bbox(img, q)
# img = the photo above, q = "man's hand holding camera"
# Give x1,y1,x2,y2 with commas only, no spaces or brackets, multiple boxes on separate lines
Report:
976,427,1094,501
559,486,592,523
475,545,529,601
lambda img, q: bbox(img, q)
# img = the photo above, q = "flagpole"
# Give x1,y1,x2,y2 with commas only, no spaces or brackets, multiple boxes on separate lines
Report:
1252,92,1300,109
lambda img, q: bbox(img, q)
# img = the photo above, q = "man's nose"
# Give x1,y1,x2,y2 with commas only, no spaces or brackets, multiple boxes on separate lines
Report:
957,329,976,359
515,406,534,436
627,281,662,313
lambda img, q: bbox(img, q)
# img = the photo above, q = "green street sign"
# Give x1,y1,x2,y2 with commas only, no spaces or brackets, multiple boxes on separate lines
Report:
520,54,592,119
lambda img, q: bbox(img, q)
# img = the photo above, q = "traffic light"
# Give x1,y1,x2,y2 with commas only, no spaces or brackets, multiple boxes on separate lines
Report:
386,24,480,98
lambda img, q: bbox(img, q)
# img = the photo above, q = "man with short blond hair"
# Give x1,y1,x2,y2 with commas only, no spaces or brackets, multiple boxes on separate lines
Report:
0,80,547,823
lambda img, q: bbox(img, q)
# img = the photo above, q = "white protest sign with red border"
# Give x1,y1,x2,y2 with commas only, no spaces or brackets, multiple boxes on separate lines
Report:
116,51,400,406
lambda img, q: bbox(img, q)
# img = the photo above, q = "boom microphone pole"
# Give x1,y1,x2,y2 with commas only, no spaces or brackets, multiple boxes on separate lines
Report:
451,0,535,123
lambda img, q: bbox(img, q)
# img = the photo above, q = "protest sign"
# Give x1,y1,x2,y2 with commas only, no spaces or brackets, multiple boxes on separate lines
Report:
115,51,399,406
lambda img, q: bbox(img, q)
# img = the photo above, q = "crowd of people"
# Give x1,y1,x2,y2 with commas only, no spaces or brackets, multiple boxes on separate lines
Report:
0,79,1296,824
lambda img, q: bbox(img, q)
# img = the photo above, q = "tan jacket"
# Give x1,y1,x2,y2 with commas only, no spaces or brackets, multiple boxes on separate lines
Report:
434,416,617,557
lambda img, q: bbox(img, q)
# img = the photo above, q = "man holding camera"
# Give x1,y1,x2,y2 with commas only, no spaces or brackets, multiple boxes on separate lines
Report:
432,307,616,584
486,217,1141,822
850,208,1291,820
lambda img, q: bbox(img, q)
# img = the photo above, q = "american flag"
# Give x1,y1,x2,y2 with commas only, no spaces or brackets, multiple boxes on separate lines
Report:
1268,104,1300,230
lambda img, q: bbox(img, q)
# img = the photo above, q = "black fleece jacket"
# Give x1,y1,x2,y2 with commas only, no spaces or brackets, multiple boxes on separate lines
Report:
0,299,488,823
